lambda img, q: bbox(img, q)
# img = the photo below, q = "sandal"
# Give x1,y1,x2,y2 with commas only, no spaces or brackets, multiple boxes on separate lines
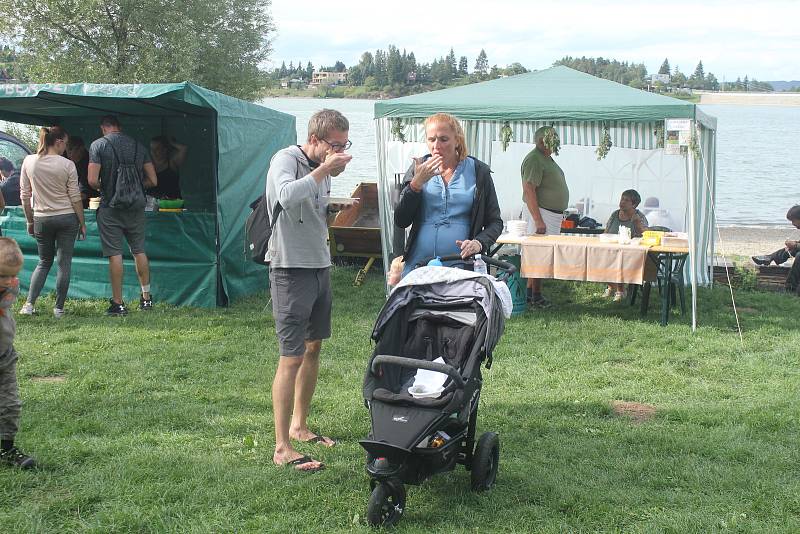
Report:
285,455,325,473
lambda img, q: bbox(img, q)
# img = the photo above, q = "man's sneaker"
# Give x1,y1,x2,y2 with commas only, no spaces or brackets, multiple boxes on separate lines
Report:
53,308,65,319
0,446,36,469
613,291,626,302
18,302,35,315
531,295,551,308
752,255,773,266
139,294,153,311
106,299,128,316
602,287,614,298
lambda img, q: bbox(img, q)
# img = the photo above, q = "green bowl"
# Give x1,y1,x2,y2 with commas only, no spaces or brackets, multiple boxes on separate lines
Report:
158,199,184,209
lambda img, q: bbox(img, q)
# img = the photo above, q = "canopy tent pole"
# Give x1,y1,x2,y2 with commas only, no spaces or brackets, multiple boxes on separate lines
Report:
687,129,698,332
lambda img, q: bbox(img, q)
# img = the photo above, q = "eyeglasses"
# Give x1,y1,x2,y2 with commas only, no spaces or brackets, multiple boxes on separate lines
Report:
321,138,352,152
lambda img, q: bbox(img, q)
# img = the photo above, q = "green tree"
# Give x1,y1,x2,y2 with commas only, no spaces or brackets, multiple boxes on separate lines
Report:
405,51,417,83
305,61,314,80
446,47,457,76
704,72,719,91
1,0,273,100
430,57,451,84
359,51,374,77
386,45,403,84
690,61,705,89
458,56,468,76
474,49,488,79
502,62,528,76
658,58,671,75
672,66,687,87
373,49,387,86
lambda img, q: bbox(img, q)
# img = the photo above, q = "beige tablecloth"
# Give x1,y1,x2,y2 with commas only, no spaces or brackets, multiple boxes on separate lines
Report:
520,235,653,284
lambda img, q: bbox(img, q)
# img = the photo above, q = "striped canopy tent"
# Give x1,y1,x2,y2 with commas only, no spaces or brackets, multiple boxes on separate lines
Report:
374,66,717,328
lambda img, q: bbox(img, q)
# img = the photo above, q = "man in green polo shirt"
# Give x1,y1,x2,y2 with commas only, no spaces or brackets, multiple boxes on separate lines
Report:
521,126,569,308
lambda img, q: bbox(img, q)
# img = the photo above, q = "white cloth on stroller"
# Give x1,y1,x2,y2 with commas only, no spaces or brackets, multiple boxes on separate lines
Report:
394,266,513,318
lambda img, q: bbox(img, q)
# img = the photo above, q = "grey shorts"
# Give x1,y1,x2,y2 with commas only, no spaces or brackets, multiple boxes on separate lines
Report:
270,267,332,357
96,207,146,257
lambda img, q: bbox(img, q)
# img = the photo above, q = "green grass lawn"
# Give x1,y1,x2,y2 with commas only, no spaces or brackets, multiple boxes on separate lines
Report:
1,266,798,533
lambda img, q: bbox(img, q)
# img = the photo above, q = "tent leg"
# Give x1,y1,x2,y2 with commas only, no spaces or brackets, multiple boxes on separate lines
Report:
354,256,377,286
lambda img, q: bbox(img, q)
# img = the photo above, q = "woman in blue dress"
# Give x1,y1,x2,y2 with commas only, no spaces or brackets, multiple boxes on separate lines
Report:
395,113,503,277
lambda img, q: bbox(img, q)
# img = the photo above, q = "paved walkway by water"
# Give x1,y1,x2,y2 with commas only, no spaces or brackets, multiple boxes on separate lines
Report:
698,91,800,106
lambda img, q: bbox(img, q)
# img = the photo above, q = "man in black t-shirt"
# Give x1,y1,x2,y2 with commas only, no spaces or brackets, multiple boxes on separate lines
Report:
88,115,158,316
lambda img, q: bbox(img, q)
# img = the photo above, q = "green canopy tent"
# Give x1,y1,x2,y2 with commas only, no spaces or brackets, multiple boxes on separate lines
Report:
374,66,717,329
0,82,295,307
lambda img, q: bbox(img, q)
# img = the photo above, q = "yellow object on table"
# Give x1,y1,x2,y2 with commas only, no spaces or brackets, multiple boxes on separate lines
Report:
640,230,664,247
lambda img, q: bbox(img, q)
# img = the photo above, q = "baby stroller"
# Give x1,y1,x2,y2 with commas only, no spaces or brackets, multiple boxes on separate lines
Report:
360,254,514,527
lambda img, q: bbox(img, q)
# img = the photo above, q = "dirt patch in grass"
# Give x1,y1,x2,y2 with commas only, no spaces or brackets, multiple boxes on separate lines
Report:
30,376,66,383
612,401,656,423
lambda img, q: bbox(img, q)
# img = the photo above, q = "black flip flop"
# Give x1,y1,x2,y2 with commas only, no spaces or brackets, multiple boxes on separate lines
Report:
286,455,325,473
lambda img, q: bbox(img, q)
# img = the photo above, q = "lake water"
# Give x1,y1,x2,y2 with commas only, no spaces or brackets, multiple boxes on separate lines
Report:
259,97,800,227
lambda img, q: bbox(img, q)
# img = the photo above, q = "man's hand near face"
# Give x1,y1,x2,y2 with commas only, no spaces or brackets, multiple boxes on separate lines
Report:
322,150,352,177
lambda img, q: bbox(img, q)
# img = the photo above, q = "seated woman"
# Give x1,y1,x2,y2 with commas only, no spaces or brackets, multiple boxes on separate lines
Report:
603,189,649,301
147,135,187,199
394,113,502,277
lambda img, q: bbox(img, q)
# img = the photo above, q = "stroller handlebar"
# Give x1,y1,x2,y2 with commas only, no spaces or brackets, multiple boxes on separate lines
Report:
371,355,465,389
415,254,517,275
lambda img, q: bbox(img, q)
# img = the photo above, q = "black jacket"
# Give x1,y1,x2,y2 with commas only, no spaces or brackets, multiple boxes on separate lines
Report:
394,155,503,259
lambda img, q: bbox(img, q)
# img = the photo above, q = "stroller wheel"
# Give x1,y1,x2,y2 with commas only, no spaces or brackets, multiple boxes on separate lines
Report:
366,479,406,527
471,432,500,491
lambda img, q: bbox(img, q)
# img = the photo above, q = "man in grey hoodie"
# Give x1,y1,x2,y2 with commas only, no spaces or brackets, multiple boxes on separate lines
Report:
267,109,352,472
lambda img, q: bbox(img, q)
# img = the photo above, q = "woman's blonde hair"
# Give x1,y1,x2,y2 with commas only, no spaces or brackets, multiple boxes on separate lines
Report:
37,125,68,156
424,113,468,162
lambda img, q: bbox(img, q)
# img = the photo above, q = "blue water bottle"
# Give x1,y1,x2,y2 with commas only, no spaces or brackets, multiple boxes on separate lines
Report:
427,256,443,267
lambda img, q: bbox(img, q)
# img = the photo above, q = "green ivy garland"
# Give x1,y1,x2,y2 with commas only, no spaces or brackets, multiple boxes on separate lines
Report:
500,121,513,151
542,126,560,155
390,118,406,143
654,123,664,149
688,127,701,159
596,125,612,160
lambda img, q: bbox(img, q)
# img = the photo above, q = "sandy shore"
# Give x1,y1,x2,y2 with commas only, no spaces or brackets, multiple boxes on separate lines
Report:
715,226,795,261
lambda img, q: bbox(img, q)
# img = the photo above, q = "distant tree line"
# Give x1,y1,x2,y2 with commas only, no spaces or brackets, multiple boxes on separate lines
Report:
269,46,529,94
556,56,773,93
554,56,649,88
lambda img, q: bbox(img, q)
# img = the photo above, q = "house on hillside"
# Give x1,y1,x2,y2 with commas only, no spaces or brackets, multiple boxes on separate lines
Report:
310,71,348,86
280,78,307,89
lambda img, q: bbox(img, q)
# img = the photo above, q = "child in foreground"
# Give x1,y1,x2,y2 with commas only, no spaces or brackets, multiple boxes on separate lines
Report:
0,237,35,469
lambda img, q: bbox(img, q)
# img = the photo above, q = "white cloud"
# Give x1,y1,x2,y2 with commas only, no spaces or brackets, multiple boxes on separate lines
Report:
268,0,800,80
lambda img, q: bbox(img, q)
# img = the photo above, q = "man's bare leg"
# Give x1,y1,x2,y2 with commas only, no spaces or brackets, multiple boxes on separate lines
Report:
133,252,151,300
272,355,323,470
108,255,124,303
289,340,335,446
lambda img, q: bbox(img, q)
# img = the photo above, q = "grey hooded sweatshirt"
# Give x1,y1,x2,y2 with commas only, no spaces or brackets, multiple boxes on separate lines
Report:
264,145,331,268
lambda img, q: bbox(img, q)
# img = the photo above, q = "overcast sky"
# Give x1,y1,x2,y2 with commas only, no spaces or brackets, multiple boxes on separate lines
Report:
268,0,800,81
